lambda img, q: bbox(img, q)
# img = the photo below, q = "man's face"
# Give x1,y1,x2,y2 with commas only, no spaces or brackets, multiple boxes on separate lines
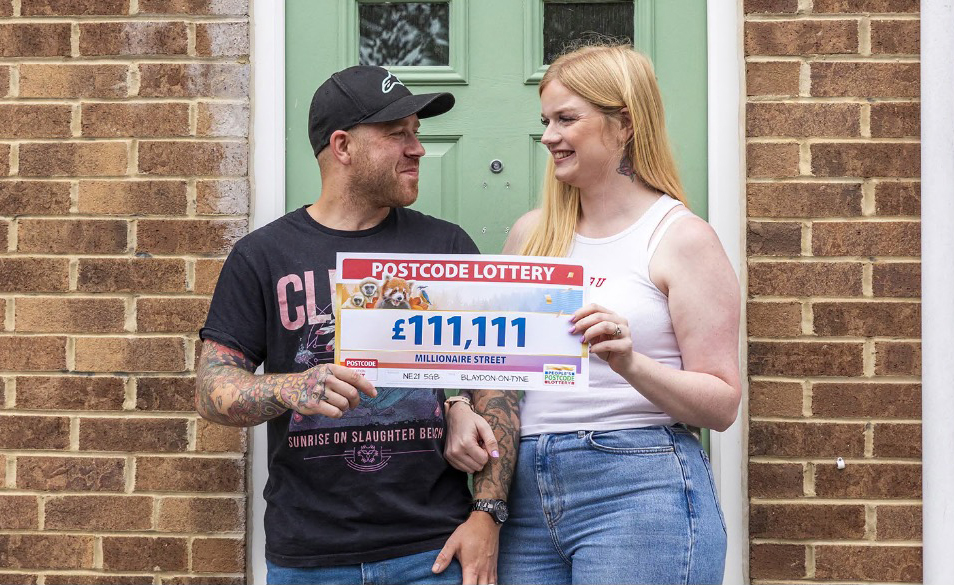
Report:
348,115,425,208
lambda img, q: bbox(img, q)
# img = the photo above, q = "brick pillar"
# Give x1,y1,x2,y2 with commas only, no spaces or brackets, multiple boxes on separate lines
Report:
0,1,250,583
744,0,921,582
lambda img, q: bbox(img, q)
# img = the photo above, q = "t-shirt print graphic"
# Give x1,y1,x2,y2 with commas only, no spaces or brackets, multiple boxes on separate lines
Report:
293,306,336,368
290,389,445,473
287,300,445,473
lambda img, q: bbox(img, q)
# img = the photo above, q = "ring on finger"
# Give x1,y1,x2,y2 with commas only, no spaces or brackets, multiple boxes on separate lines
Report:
612,324,622,338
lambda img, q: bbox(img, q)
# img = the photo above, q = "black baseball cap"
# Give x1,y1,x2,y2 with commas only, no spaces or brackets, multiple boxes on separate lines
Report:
308,65,455,156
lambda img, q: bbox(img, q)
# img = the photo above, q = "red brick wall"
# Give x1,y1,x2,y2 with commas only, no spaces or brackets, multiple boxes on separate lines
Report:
0,1,926,582
0,1,250,583
744,0,921,582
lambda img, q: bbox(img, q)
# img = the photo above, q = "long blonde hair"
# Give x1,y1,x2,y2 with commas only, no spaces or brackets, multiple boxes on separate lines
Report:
521,44,688,257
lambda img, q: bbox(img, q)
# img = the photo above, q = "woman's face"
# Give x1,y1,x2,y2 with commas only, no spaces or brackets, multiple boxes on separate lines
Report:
539,80,623,189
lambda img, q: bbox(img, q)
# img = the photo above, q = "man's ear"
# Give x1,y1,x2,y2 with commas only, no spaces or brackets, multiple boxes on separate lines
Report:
329,129,354,165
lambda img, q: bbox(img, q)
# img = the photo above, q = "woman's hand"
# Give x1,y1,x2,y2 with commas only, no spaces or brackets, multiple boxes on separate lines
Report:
444,400,499,473
570,303,634,372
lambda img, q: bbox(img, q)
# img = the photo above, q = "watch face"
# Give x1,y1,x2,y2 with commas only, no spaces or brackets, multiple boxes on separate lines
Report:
494,501,509,523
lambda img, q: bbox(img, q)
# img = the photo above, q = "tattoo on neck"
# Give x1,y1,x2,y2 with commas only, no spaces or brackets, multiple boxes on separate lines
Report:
617,157,638,182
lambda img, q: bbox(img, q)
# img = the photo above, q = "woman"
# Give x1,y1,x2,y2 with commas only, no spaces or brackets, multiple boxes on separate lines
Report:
446,44,741,584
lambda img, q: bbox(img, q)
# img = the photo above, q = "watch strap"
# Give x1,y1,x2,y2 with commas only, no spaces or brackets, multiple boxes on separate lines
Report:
471,498,507,524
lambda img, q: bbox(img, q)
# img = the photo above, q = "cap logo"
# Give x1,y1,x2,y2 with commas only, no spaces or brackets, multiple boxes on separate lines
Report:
381,72,404,94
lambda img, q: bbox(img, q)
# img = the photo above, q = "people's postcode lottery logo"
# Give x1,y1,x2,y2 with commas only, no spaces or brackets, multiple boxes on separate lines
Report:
543,364,575,385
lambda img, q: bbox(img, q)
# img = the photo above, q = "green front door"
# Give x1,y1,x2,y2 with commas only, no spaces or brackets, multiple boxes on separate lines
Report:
285,0,708,252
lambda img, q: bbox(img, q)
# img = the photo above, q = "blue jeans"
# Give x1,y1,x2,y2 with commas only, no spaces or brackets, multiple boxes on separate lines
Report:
266,549,463,585
499,426,726,585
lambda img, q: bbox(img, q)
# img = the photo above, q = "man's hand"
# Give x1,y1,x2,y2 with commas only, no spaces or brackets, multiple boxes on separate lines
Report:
196,340,378,427
432,512,499,585
276,363,377,419
444,401,499,473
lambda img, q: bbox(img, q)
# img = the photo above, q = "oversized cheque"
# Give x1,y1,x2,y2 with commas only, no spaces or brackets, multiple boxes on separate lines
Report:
333,253,589,391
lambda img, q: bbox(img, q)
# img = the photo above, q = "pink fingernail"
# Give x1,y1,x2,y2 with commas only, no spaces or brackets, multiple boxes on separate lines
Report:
491,450,499,458
580,336,586,343
567,326,576,333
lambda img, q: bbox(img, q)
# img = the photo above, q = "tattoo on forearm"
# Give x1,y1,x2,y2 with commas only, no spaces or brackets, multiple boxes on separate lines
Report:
196,340,314,427
471,391,521,500
617,157,638,182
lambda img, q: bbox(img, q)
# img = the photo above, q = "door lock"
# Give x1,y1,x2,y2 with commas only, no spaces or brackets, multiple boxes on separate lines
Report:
489,159,504,174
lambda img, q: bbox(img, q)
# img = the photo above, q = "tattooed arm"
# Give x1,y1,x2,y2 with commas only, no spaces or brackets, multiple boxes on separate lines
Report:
432,390,520,582
470,390,520,500
195,339,377,427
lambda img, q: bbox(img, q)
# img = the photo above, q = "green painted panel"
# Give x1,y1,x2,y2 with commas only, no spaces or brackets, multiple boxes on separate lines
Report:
416,138,461,220
285,0,341,211
530,136,550,210
652,0,708,219
286,0,709,247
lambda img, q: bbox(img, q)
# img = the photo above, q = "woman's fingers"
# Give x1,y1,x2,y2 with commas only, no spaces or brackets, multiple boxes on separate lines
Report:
582,321,626,343
589,337,631,354
445,447,485,474
570,303,611,323
570,309,627,334
569,312,605,334
444,410,492,473
575,316,628,340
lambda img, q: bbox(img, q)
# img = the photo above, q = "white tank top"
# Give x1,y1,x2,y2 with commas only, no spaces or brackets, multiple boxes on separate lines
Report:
520,194,690,436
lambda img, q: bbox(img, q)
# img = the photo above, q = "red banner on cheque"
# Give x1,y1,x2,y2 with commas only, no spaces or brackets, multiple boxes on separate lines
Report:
340,258,584,286
334,253,589,391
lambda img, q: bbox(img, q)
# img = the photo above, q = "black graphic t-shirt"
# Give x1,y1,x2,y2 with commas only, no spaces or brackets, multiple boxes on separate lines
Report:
200,206,478,567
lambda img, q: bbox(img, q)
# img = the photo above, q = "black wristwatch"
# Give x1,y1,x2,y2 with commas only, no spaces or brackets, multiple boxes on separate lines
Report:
471,499,509,525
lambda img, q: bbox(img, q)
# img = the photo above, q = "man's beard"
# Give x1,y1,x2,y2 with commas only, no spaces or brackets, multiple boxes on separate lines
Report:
348,150,418,209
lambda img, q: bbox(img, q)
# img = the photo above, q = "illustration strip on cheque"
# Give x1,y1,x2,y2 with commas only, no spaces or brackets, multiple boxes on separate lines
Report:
334,253,588,391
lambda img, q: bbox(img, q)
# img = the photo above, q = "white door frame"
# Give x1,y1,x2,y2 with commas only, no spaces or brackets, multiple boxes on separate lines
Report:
248,2,284,584
248,2,746,583
706,2,746,583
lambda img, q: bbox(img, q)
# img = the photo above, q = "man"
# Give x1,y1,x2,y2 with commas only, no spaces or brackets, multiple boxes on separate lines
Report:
196,66,518,585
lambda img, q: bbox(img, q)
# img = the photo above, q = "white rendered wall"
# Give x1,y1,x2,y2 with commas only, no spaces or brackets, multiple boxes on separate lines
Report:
921,1,954,583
